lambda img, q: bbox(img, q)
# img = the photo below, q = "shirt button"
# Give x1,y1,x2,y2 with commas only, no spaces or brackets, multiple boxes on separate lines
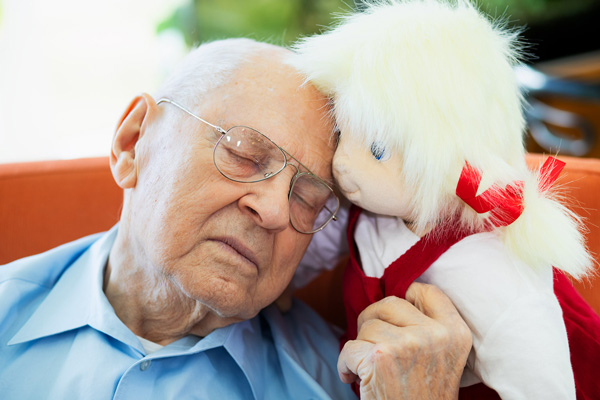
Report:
139,360,152,371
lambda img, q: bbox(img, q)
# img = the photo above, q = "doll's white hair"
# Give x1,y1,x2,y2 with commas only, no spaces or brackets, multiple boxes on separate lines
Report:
289,0,592,278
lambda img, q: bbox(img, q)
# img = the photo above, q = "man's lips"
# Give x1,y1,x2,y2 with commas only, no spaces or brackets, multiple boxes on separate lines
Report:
210,236,259,268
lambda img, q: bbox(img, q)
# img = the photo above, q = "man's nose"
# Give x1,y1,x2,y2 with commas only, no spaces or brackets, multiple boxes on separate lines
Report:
238,172,292,233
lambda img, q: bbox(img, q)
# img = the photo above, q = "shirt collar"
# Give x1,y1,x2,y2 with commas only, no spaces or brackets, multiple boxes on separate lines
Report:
221,304,333,400
7,228,331,398
223,316,266,400
9,226,141,352
7,225,261,360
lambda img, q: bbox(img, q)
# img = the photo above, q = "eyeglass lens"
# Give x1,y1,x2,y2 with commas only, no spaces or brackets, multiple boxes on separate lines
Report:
214,126,336,233
289,173,336,232
214,126,286,182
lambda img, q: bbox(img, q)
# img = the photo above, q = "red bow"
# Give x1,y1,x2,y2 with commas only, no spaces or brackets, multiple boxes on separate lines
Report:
456,157,565,227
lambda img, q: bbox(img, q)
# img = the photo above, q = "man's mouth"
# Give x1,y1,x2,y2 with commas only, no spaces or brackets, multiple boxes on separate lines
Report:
211,236,259,268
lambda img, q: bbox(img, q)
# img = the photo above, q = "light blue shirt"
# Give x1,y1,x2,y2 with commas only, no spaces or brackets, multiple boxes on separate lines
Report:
0,227,355,399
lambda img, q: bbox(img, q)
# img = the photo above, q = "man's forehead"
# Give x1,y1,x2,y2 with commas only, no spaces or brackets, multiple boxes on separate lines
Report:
207,73,335,176
257,115,334,180
234,114,335,182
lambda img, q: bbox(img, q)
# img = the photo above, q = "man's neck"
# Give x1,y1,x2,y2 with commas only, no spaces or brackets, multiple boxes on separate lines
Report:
103,232,241,345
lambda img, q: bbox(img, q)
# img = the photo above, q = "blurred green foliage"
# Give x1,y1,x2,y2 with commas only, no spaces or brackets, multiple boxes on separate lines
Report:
477,0,597,24
157,0,351,47
158,0,597,48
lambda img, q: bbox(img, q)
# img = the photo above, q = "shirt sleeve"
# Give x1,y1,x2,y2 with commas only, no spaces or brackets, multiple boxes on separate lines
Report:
291,200,350,289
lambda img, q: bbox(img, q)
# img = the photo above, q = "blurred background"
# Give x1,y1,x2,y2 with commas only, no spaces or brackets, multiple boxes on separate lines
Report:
0,0,599,163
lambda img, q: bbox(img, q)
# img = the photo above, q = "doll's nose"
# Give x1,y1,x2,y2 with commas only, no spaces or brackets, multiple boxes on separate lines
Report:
332,155,348,179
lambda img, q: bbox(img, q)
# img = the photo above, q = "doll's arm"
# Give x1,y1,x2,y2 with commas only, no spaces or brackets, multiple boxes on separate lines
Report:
474,292,574,399
419,233,575,399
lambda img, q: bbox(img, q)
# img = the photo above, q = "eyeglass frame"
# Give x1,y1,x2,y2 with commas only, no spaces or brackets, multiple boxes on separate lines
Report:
156,97,339,234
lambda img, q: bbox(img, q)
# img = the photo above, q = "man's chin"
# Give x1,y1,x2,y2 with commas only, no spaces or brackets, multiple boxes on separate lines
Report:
191,278,259,318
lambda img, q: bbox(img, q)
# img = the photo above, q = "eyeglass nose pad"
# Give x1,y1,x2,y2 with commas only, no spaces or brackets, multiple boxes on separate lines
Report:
264,172,276,178
285,162,300,175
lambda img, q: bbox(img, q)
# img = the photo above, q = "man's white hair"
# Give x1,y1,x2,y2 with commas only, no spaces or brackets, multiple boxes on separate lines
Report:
155,38,277,109
290,0,592,278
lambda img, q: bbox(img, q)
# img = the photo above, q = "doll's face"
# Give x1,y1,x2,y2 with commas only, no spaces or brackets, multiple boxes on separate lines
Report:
333,131,413,218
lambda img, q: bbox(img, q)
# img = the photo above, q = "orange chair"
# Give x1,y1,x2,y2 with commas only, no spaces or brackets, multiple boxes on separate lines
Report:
1,155,599,327
0,157,123,263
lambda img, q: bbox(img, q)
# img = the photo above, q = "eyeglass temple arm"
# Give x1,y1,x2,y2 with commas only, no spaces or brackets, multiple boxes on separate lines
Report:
158,98,339,224
322,204,338,221
156,98,227,135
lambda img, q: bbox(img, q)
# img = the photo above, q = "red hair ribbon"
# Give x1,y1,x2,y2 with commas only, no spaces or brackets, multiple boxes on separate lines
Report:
456,157,565,227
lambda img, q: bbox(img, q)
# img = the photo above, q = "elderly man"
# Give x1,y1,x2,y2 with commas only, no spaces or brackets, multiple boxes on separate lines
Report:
0,39,470,399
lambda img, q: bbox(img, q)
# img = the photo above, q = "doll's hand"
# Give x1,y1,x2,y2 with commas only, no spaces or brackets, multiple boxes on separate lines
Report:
337,282,472,400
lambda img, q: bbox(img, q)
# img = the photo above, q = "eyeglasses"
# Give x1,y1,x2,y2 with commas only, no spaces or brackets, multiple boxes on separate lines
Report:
156,98,340,234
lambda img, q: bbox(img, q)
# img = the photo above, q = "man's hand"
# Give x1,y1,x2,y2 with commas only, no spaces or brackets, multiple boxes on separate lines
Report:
337,282,472,400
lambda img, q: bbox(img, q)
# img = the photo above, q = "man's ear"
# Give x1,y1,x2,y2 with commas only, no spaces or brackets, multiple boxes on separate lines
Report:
110,93,157,189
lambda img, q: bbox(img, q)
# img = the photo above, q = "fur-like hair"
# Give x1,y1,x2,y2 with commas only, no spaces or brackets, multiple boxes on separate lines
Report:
289,0,592,278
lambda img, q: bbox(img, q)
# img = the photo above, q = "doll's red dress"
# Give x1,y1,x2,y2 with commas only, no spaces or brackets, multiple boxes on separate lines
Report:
342,205,600,399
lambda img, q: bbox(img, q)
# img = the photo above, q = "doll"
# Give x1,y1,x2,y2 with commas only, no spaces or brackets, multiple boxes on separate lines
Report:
289,0,595,398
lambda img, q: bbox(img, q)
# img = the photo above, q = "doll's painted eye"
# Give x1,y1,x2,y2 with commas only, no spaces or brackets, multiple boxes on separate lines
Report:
370,142,391,162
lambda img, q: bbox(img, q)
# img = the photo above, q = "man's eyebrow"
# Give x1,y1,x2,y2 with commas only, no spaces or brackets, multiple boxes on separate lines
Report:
306,164,336,187
285,151,333,183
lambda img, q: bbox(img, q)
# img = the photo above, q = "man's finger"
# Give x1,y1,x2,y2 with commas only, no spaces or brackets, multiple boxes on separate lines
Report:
357,295,430,333
337,339,373,384
356,318,398,343
405,282,463,323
